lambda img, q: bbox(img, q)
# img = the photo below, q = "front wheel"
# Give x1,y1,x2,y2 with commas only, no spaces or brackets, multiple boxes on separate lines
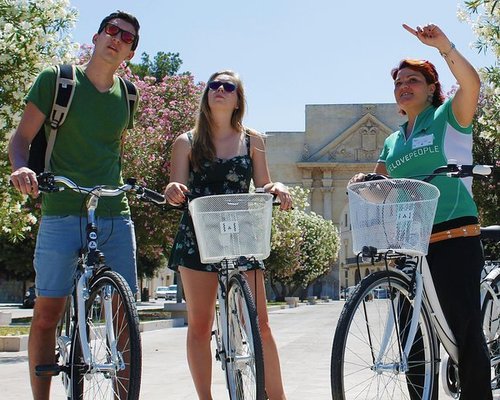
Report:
225,274,265,400
71,270,142,399
481,272,500,393
331,270,437,399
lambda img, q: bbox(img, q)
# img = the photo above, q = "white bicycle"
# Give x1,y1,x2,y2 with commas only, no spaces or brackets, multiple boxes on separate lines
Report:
34,173,165,399
330,163,498,399
170,192,274,399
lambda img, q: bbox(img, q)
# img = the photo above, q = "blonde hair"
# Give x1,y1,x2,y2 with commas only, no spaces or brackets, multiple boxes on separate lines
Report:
191,70,247,171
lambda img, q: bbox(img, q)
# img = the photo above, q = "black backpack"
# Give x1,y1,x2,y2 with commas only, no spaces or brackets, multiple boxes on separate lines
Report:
27,65,138,173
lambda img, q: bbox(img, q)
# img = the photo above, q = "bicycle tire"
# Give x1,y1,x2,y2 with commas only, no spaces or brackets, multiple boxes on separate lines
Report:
70,270,142,400
331,270,437,399
225,273,265,400
481,272,500,392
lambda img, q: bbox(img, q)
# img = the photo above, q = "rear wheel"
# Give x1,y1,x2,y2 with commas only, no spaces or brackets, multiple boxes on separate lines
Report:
331,270,437,399
225,274,265,400
71,270,141,399
481,273,500,393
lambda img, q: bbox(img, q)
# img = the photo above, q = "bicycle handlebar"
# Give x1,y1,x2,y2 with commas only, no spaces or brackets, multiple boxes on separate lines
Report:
37,173,166,205
423,162,492,182
358,162,493,184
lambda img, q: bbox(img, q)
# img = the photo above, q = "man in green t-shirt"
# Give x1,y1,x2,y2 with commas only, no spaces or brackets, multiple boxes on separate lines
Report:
8,11,140,399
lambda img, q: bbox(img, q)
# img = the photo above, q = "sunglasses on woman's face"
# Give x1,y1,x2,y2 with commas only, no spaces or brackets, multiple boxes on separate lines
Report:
208,81,237,92
103,23,136,45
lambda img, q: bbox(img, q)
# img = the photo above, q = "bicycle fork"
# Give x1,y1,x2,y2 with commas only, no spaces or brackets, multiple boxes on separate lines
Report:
76,270,125,376
371,266,425,374
214,276,230,368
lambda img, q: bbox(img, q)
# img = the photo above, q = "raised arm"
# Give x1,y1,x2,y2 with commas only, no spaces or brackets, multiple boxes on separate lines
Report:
403,23,480,127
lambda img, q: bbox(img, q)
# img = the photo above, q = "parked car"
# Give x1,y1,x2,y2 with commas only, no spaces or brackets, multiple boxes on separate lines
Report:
22,286,36,308
155,285,177,300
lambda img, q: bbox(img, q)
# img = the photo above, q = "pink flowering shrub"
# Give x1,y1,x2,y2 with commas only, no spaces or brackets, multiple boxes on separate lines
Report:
122,73,203,273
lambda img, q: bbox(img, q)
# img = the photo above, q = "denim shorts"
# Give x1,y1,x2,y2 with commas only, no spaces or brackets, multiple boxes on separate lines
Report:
34,215,138,297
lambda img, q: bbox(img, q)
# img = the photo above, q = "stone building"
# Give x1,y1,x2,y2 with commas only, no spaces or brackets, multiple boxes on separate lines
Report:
265,103,405,299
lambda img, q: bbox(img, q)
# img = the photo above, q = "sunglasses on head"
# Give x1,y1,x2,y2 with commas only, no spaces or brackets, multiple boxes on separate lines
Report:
103,23,136,45
208,81,237,92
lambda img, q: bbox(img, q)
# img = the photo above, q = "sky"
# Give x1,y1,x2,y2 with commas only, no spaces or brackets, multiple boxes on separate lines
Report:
68,0,495,133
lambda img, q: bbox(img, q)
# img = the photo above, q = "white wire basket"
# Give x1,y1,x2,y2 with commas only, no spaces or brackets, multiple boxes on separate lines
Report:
347,179,440,256
189,193,274,263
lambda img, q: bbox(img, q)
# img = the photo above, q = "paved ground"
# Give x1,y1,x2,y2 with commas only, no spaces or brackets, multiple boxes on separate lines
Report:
0,301,496,399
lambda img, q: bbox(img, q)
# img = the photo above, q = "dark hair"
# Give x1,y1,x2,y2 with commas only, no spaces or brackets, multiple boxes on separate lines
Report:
391,59,445,112
98,10,140,51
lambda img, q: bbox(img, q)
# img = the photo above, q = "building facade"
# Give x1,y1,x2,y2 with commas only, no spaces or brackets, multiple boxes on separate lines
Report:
265,103,405,299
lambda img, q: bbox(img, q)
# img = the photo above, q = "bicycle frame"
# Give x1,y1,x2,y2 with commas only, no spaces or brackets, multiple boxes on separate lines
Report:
367,252,459,373
375,252,500,374
481,264,500,371
215,261,231,370
72,184,130,372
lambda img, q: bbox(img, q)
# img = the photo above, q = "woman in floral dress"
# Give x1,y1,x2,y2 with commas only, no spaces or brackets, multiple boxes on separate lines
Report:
164,70,291,400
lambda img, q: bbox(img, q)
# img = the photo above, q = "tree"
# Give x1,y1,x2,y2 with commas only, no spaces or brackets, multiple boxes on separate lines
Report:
460,0,499,142
0,0,78,242
129,51,185,81
266,187,340,300
122,73,203,276
460,0,499,258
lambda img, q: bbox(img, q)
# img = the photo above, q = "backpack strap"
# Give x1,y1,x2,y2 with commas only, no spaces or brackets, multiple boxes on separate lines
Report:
44,64,76,172
118,77,138,129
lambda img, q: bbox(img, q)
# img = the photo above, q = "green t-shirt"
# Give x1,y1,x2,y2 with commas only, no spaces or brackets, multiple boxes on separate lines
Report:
378,98,478,224
26,66,136,216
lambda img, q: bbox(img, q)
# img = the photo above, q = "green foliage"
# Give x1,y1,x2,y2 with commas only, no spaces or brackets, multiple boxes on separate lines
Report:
266,187,340,299
0,0,78,242
460,0,500,141
122,74,203,276
460,0,499,228
0,236,35,280
128,51,185,81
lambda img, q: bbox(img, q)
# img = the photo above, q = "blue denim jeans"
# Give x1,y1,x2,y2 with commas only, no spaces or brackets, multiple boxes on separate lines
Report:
34,215,137,297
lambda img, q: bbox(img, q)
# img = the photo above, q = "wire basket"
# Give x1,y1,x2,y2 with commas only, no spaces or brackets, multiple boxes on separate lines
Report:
189,193,274,263
347,179,440,256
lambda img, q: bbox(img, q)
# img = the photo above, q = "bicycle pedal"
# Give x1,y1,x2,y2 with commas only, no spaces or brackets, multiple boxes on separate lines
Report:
35,364,62,377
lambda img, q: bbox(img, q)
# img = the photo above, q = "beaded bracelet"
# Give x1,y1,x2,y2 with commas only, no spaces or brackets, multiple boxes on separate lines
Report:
439,42,456,58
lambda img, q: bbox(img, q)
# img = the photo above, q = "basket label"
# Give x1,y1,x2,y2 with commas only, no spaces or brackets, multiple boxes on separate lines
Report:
220,221,239,234
396,208,414,222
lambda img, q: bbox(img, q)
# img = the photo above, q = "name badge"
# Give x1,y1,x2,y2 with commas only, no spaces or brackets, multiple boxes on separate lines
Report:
412,134,434,150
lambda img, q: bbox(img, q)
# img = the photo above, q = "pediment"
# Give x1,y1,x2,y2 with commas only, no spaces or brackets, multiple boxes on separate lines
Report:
305,113,394,163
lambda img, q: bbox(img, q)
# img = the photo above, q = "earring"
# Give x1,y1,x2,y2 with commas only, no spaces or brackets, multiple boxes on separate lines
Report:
427,93,433,104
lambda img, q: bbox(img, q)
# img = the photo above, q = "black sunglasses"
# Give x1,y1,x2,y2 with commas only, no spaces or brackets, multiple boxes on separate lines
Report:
103,23,136,45
208,81,237,92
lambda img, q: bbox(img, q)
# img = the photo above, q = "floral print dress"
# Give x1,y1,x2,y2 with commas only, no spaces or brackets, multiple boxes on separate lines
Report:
168,131,262,272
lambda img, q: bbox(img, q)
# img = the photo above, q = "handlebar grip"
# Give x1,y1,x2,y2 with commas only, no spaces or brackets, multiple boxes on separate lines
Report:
364,173,388,182
141,187,166,204
472,165,492,176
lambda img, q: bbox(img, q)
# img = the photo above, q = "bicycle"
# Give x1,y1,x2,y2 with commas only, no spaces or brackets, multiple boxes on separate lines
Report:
330,163,497,399
33,172,165,400
170,192,271,400
478,225,500,397
422,224,500,398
